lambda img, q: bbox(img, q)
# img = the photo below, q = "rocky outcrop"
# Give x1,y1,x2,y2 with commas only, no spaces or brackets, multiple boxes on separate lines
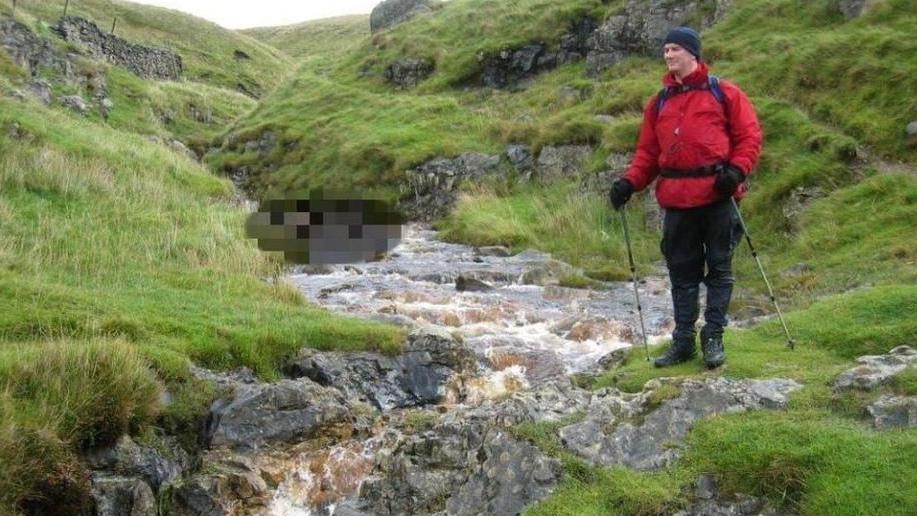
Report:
338,380,584,515
834,345,916,391
586,0,730,75
384,57,434,88
473,18,597,89
370,0,434,33
0,18,76,79
285,326,478,410
535,144,592,183
674,474,784,516
54,16,182,80
559,377,801,470
506,144,535,177
401,152,502,220
86,435,189,492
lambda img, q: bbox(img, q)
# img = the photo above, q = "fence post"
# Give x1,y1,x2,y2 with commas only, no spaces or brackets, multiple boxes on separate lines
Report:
63,0,70,17
111,17,117,34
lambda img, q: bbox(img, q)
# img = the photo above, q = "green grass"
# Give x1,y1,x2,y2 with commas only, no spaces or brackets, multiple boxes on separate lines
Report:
521,285,917,515
241,15,370,62
0,95,404,512
0,0,289,97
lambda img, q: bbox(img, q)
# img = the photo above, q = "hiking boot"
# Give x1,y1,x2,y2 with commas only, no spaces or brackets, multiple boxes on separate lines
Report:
700,328,726,369
653,337,696,368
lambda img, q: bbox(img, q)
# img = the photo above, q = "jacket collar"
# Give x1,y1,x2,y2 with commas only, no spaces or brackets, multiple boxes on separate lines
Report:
662,61,709,88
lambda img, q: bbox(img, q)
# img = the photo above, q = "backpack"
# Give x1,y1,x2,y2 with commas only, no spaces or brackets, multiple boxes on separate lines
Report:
655,75,727,119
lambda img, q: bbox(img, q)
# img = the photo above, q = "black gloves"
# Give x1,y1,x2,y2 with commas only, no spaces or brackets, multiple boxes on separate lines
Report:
609,178,634,210
714,164,745,196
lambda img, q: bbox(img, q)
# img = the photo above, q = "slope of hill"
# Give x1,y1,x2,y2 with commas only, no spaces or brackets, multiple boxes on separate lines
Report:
241,14,370,61
1,0,289,96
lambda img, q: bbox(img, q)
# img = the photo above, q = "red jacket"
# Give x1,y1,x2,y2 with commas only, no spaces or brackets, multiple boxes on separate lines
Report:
623,62,762,209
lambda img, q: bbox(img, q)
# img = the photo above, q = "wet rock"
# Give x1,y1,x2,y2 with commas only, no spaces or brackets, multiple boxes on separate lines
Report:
60,94,89,115
91,475,156,516
286,327,476,411
347,382,575,515
384,57,434,88
586,0,732,75
444,431,562,516
598,348,628,371
370,0,434,32
456,274,494,292
85,435,188,491
507,144,534,176
867,394,917,430
535,144,592,183
559,377,801,470
170,452,269,516
834,346,916,390
484,346,566,384
520,258,576,286
206,377,355,451
476,245,512,257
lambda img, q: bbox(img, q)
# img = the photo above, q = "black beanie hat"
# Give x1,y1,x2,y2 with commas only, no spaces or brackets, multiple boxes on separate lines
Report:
664,27,701,60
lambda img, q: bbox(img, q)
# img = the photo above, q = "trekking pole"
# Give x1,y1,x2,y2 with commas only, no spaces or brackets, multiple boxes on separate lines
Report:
730,198,794,349
618,207,650,361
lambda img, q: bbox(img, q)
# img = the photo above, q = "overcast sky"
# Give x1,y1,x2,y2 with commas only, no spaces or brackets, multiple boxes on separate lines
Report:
130,1,381,29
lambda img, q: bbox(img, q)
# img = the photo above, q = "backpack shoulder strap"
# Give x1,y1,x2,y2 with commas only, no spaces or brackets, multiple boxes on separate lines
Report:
708,75,727,107
654,87,671,117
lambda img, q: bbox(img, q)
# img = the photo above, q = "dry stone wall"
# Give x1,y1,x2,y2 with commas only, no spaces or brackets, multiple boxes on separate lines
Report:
54,16,182,80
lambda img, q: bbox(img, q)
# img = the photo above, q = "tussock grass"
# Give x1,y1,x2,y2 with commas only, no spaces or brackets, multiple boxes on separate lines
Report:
0,96,404,511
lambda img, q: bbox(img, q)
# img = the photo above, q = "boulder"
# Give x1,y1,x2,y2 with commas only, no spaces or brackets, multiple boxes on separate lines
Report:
370,0,434,33
456,274,494,292
506,144,534,175
834,346,916,391
91,475,156,516
286,327,477,411
866,394,917,430
170,452,269,516
206,378,355,450
85,435,188,491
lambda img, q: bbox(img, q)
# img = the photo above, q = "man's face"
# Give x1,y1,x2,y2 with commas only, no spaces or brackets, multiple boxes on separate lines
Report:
663,43,696,76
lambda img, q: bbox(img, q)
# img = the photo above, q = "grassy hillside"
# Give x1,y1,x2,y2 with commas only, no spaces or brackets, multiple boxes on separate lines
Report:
0,0,289,97
0,94,403,512
242,15,369,61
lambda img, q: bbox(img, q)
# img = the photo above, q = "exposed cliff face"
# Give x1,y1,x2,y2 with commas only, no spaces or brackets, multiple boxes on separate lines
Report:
54,16,183,81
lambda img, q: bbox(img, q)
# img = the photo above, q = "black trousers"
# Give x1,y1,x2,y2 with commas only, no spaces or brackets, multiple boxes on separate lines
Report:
661,199,743,342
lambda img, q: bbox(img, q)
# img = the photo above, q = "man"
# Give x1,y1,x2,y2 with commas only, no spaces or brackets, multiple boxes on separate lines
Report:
608,27,762,368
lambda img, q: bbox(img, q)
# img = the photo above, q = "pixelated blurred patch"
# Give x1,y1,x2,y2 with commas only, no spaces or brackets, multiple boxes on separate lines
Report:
245,190,405,265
